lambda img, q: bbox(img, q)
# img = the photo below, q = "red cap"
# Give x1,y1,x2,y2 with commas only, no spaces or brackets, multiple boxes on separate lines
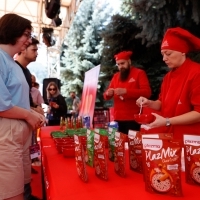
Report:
114,51,133,61
161,27,200,53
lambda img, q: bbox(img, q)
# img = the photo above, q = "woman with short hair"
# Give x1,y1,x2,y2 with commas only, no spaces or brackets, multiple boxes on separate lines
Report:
136,27,200,140
0,13,45,200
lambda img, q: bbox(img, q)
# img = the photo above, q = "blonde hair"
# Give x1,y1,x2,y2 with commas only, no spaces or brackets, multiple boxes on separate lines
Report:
46,82,60,99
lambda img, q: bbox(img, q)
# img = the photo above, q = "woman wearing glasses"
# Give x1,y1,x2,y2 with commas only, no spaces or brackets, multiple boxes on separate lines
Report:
0,14,45,200
46,82,67,126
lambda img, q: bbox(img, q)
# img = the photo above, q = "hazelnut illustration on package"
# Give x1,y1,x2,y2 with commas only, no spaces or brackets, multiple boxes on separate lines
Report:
108,127,117,162
128,130,143,173
74,135,88,182
142,138,182,197
85,129,95,167
141,133,174,181
183,134,200,186
114,131,127,177
94,132,108,180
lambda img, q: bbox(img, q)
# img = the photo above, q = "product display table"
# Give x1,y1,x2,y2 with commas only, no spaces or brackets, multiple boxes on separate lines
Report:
40,126,200,200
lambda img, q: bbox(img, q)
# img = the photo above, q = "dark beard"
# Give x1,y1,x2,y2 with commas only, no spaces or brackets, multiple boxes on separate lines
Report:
119,67,130,81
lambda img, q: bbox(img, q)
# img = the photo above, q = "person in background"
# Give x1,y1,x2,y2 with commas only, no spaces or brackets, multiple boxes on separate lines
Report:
46,82,67,125
136,27,200,140
31,75,44,107
0,13,45,200
33,82,39,89
69,91,81,119
15,37,43,199
104,51,151,134
15,38,43,114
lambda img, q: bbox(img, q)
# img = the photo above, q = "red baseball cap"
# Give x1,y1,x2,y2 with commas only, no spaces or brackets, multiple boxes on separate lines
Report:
161,27,200,53
114,51,133,61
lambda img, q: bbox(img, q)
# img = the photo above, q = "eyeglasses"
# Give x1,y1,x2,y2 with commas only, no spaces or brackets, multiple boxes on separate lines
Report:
23,32,32,39
48,88,56,91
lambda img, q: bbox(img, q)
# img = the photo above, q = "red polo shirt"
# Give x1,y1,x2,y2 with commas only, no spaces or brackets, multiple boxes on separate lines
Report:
104,67,151,121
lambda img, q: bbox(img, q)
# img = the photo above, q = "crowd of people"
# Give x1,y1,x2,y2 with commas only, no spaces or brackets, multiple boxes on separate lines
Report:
1,11,200,200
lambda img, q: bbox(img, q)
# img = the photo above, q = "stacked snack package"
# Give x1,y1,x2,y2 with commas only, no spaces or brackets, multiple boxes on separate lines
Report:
142,138,182,197
107,122,118,162
128,130,143,173
94,128,108,148
74,134,88,182
108,127,117,162
114,131,127,177
183,134,200,186
85,129,95,167
94,132,108,180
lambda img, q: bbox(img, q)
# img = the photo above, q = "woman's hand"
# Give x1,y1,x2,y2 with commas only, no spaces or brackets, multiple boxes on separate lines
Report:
147,113,166,128
136,96,150,107
26,110,46,130
52,102,59,109
136,97,161,110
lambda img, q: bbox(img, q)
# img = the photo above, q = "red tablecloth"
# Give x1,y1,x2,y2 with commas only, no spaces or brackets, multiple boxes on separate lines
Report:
40,126,200,200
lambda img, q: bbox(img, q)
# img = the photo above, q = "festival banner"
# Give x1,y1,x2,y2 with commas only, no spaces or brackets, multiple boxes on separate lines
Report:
79,65,100,128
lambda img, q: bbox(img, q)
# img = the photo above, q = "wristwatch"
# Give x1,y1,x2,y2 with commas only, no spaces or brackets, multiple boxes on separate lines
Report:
166,118,171,126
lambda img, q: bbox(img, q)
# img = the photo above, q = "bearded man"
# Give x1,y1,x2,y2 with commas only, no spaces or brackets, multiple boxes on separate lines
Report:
103,51,151,134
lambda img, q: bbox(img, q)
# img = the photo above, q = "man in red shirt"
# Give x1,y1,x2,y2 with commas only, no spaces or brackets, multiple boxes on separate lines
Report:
136,27,200,140
104,51,151,134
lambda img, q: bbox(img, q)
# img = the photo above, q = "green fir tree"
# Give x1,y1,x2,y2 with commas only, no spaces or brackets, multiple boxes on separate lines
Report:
60,0,113,102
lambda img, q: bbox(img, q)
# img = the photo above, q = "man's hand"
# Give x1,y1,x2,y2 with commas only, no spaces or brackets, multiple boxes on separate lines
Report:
106,88,114,96
114,88,127,96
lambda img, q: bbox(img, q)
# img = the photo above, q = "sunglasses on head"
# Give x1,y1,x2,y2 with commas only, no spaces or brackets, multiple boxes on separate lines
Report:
48,88,56,91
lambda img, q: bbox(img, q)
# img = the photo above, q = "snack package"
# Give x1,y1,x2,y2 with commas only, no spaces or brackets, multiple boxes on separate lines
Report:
128,130,143,173
85,129,95,167
142,138,182,197
141,133,174,181
108,127,117,162
94,133,108,180
74,135,88,182
183,134,200,186
114,131,127,177
94,128,108,148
